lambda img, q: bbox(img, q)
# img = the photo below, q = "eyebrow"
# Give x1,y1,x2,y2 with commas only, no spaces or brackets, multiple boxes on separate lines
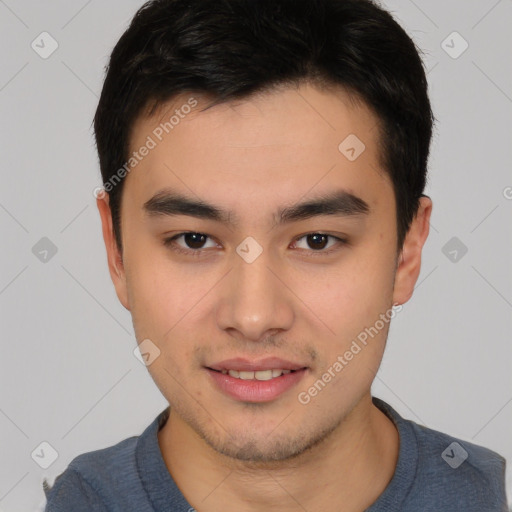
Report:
143,188,370,228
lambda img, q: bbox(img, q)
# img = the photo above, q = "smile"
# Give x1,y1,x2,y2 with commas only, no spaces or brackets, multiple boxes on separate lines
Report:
213,368,295,380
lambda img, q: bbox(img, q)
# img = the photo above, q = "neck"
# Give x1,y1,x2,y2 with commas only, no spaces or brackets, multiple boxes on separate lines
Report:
158,393,399,512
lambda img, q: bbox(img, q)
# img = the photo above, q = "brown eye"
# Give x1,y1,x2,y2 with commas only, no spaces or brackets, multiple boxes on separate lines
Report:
306,234,329,250
293,233,345,255
181,232,208,249
163,232,217,256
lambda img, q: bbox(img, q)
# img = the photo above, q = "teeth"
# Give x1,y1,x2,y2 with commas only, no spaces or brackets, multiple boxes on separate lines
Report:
223,369,293,380
255,370,273,381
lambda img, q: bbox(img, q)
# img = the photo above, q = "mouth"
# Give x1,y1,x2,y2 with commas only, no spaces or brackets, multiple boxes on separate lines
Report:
207,368,302,381
204,358,309,402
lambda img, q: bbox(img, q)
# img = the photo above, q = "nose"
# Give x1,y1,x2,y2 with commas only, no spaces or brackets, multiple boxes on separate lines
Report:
215,250,294,342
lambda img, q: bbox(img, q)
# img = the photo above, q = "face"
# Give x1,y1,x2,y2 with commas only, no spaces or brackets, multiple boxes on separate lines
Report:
98,82,431,463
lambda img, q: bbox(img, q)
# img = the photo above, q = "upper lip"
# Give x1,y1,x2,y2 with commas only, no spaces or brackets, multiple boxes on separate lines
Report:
207,357,307,372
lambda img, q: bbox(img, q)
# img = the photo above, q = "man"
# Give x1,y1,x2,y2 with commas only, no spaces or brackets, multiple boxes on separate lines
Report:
43,0,508,510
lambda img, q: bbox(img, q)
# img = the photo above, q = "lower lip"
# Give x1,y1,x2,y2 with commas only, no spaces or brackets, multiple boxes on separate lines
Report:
206,368,307,403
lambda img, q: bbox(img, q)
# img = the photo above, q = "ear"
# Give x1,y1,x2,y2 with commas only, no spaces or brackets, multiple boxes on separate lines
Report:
96,193,130,311
392,196,432,306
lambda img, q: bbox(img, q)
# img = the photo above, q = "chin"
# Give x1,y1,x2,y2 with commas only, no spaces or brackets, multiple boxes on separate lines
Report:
194,412,344,465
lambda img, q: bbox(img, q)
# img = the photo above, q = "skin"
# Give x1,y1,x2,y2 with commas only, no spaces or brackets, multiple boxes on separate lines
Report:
97,82,432,511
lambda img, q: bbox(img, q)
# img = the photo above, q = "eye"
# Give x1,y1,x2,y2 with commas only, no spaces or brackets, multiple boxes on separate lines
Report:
292,233,346,255
163,232,218,256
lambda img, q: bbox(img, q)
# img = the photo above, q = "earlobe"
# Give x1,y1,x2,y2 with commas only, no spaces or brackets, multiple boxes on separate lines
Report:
392,196,432,306
96,194,131,311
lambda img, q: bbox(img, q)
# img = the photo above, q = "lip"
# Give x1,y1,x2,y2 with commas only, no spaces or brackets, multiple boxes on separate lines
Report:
206,366,308,402
207,357,306,372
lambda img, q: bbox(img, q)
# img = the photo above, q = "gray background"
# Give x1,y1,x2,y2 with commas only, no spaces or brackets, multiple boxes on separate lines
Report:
0,1,511,510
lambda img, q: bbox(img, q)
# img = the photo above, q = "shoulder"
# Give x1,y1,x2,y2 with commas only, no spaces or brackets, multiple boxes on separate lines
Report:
43,465,108,511
44,435,142,511
69,434,139,481
407,419,507,510
373,397,508,511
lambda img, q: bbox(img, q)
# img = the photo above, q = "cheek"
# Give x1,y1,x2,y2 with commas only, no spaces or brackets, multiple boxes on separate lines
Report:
296,261,393,403
124,243,223,347
294,250,395,337
123,238,181,339
125,256,204,390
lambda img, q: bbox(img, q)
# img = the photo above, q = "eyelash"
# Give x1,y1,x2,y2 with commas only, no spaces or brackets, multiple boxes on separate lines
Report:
162,232,347,258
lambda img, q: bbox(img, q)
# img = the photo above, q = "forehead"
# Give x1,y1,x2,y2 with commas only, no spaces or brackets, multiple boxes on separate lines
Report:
124,83,392,223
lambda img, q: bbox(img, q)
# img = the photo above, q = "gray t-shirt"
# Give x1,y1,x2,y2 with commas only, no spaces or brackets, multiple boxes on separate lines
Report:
43,397,508,511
